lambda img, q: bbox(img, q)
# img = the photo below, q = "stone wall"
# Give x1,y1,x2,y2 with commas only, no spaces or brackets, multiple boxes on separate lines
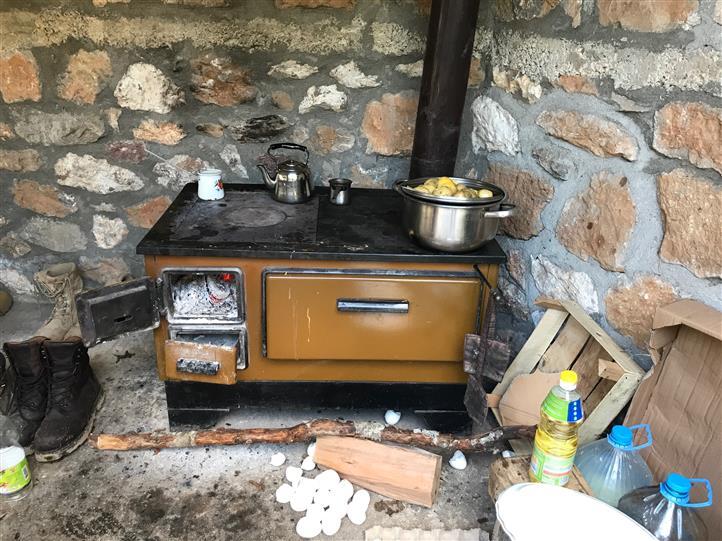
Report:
457,0,722,361
1,0,721,361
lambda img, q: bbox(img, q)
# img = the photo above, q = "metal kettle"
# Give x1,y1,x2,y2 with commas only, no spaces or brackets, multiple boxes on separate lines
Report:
257,143,313,204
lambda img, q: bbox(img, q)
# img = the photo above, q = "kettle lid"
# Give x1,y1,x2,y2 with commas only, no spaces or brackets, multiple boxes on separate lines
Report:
278,158,309,172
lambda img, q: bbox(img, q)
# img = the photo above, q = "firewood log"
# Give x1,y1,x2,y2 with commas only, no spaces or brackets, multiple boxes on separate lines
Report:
89,419,534,453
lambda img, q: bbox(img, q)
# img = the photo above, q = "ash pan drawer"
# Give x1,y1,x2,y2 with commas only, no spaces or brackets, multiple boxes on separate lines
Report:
265,272,481,362
164,329,245,385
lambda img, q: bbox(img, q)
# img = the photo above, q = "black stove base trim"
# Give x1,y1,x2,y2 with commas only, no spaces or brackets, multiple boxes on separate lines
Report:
165,380,472,433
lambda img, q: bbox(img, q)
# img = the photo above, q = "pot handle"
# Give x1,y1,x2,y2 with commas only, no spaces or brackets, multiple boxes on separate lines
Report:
484,203,516,218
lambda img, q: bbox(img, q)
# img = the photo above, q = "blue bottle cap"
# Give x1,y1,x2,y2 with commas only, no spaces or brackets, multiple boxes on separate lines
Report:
661,473,692,504
607,425,633,449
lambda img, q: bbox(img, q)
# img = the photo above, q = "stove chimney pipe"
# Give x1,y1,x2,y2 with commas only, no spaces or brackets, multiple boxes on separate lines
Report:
409,0,481,179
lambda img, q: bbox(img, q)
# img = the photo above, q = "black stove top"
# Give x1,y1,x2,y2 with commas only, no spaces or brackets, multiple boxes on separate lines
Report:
138,184,506,264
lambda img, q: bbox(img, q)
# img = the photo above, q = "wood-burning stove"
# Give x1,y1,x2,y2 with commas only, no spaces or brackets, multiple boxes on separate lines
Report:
77,184,505,427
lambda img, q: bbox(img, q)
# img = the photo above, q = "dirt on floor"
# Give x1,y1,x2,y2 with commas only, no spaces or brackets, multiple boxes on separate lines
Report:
1,304,497,541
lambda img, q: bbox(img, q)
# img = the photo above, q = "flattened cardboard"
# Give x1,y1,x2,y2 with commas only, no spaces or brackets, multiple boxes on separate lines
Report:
625,300,722,535
498,371,561,426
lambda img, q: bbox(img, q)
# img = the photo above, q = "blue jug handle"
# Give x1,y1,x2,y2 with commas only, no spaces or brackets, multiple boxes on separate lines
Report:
627,424,653,451
684,479,713,508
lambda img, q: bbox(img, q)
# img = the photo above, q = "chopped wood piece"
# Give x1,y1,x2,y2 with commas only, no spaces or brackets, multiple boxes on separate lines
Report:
315,436,441,507
89,419,535,453
598,358,625,381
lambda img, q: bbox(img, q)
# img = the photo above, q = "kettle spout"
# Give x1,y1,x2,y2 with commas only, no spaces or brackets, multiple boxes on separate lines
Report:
257,164,276,189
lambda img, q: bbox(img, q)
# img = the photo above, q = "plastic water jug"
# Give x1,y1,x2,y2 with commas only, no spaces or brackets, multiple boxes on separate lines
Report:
575,424,654,506
618,473,713,541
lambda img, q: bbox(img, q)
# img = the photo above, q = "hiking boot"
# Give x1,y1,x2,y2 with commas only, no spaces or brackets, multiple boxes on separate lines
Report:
34,263,83,341
0,289,12,316
2,337,49,451
34,338,103,462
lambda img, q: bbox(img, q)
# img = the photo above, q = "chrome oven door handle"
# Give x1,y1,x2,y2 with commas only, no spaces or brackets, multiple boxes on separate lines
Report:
336,299,410,314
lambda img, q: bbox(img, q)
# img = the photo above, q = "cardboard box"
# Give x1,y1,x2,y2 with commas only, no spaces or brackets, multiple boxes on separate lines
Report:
625,300,722,534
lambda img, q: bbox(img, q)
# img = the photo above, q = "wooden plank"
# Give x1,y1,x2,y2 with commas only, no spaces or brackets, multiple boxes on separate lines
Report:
538,317,590,372
583,378,615,415
535,298,642,375
314,436,442,508
488,455,592,501
579,372,643,444
570,340,606,399
493,309,568,396
598,359,625,381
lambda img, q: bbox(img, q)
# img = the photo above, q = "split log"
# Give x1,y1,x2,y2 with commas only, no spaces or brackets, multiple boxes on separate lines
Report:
89,419,535,453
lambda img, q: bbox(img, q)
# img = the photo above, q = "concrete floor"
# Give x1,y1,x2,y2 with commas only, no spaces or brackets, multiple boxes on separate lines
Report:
1,304,498,541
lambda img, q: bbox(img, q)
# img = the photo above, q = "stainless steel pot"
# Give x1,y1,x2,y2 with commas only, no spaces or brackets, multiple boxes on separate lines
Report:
394,178,516,252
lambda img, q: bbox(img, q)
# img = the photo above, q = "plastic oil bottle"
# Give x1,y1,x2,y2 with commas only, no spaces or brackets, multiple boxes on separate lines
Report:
618,473,712,541
574,424,654,506
529,370,584,486
0,416,32,501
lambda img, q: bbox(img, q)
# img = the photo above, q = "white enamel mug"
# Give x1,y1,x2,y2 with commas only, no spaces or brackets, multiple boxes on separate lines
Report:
198,168,224,200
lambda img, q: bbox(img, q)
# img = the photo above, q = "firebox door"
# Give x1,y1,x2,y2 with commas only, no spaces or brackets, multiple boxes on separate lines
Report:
76,267,245,347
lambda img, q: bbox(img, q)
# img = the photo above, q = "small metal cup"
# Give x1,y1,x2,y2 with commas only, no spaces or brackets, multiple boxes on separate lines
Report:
328,178,352,205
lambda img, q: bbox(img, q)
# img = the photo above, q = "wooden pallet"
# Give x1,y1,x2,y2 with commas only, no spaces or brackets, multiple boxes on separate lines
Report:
490,298,645,451
488,455,593,501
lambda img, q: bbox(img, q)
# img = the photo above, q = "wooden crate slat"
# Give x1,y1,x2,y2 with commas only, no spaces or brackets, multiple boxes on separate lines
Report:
571,340,608,399
598,358,626,381
538,317,590,372
579,372,643,443
536,298,641,375
583,378,615,416
492,308,568,397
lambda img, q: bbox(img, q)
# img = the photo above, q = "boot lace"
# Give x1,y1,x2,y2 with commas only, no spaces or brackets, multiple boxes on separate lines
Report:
49,351,81,410
16,372,46,411
34,273,73,322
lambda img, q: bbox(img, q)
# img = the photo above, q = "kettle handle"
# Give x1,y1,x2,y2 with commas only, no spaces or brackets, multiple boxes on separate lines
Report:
268,143,309,165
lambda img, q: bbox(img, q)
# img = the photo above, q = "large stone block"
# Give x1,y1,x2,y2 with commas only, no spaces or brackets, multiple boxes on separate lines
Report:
531,146,576,181
58,49,112,105
228,115,290,143
485,164,554,239
154,155,207,191
330,61,380,89
18,217,87,252
658,169,722,279
597,0,698,32
537,110,638,161
492,68,542,103
0,235,31,258
0,149,41,172
267,60,318,80
13,110,105,146
605,277,678,347
371,22,424,56
298,85,347,114
107,140,147,163
114,63,183,114
310,125,355,155
56,153,144,194
0,123,14,140
653,101,722,175
125,196,172,229
531,255,599,313
12,180,78,218
78,256,130,286
191,54,257,107
0,50,41,103
495,0,560,21
361,91,418,156
471,96,520,156
92,215,128,249
133,119,186,146
556,172,635,272
219,145,248,179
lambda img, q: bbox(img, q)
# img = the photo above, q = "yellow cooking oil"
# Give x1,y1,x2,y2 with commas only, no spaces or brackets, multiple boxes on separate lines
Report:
529,370,584,486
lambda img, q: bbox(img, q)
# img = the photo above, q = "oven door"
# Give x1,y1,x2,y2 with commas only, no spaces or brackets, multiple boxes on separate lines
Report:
76,277,162,347
263,270,481,362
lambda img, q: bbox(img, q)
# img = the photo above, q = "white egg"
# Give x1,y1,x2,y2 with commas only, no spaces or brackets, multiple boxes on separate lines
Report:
313,488,332,508
346,505,367,526
321,511,342,536
297,477,319,496
301,455,316,471
307,441,316,458
305,502,325,522
275,483,294,504
351,489,370,511
384,410,401,425
286,466,304,484
316,469,341,491
332,479,354,503
296,516,322,539
502,450,515,458
291,490,314,513
270,452,286,466
449,450,467,470
326,499,348,519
